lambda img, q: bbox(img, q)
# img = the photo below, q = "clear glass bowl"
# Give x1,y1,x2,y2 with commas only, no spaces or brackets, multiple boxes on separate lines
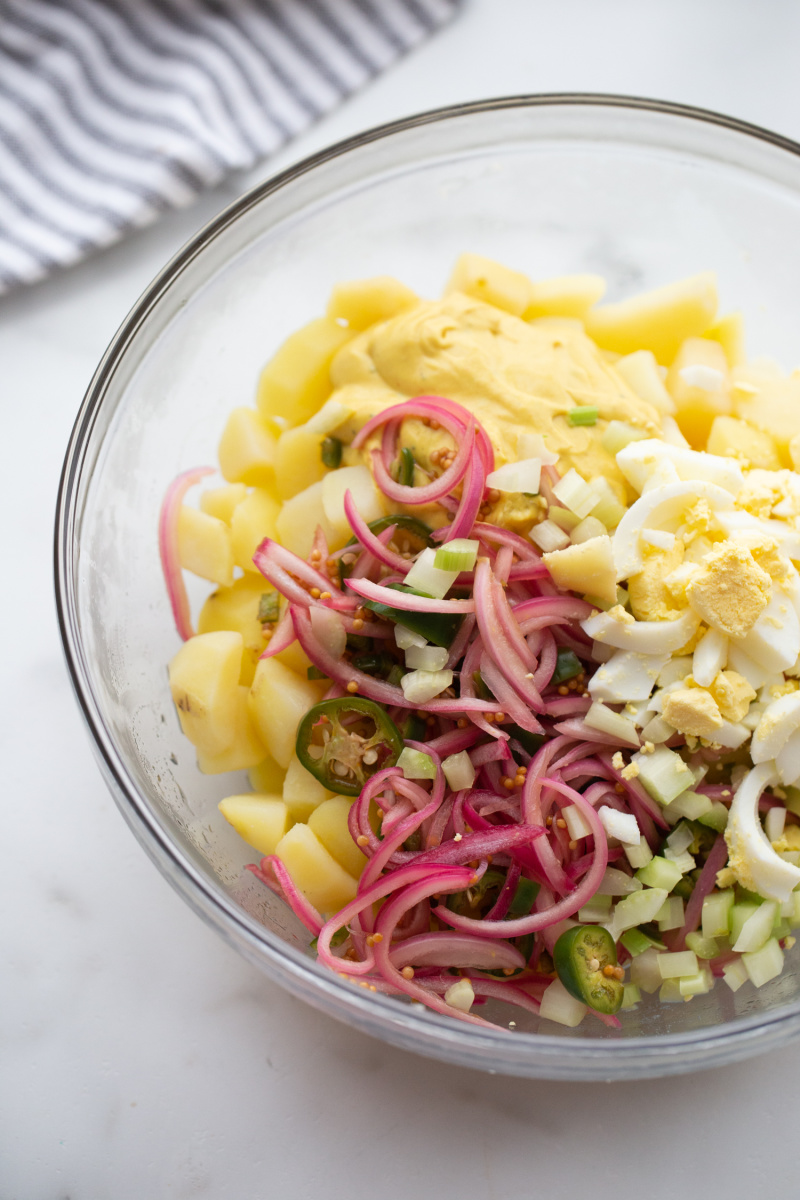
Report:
56,95,800,1079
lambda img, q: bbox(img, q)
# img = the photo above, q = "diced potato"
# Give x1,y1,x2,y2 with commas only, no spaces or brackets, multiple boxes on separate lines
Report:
200,482,247,524
248,756,287,794
218,794,290,856
196,686,266,773
169,631,243,757
446,252,533,317
543,535,617,606
308,797,366,878
706,415,781,470
282,752,335,822
248,657,327,768
327,276,420,330
321,464,385,540
276,479,341,559
733,375,800,465
523,274,606,320
613,349,675,415
256,317,353,426
275,823,359,914
667,337,731,448
274,424,328,500
177,505,234,587
218,407,278,488
705,312,746,367
197,575,268,686
230,488,281,573
273,639,315,677
583,272,718,364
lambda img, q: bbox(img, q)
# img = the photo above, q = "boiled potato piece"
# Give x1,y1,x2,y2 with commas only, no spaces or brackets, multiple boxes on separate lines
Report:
230,488,281,573
282,752,336,822
200,482,247,524
732,374,800,465
584,272,718,364
275,823,359,914
196,686,266,773
273,639,315,677
523,274,606,320
248,755,287,794
248,657,327,768
321,464,386,539
705,312,746,367
177,505,234,587
308,797,366,879
197,575,268,686
275,479,341,559
446,253,533,317
706,415,781,470
543,536,617,607
218,794,290,856
218,407,278,488
613,349,675,415
169,630,243,757
327,276,419,330
667,337,731,448
256,317,353,426
274,424,328,500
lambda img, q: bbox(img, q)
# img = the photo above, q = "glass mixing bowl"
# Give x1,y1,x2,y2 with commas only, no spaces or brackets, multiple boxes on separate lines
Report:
56,95,800,1079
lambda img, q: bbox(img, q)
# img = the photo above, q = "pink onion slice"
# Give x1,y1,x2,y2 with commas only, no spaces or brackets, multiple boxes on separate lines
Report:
158,465,214,640
345,576,475,613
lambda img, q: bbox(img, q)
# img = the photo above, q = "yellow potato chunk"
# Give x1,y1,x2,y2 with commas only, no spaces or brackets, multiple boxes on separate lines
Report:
282,752,335,822
327,276,420,330
705,312,746,367
446,252,533,317
275,479,342,559
177,505,234,587
169,630,243,757
308,796,366,878
273,639,315,677
667,337,731,448
256,317,353,427
197,575,268,686
218,794,290,856
196,686,266,773
584,272,718,364
200,482,247,524
733,375,800,465
522,273,606,320
248,657,327,768
275,823,359,914
248,756,287,794
274,424,328,500
706,415,781,470
218,407,278,488
543,535,617,607
230,488,281,573
613,349,675,414
321,464,386,540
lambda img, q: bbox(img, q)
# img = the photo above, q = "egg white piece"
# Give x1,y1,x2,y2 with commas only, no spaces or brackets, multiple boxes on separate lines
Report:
776,729,800,786
735,587,800,675
616,439,743,496
713,721,751,750
612,480,735,581
727,644,777,691
725,763,800,902
582,606,701,655
751,691,800,764
692,627,728,688
587,649,671,703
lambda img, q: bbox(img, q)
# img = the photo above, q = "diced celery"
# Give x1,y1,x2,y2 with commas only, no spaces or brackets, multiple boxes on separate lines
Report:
732,900,777,953
630,947,663,993
621,984,642,1009
395,624,427,651
790,892,800,929
656,895,685,932
539,978,588,1027
702,890,735,939
773,918,791,941
663,848,696,875
441,751,475,792
620,928,653,957
552,468,597,519
697,801,729,833
743,938,784,988
662,790,713,822
634,746,694,806
784,786,800,818
405,644,449,672
403,548,458,600
547,505,581,533
529,519,570,552
624,836,654,870
657,950,699,979
568,405,599,426
729,902,761,947
433,538,479,573
563,804,593,841
685,931,720,959
679,968,713,997
607,887,668,939
596,867,643,896
659,979,684,1003
601,420,650,457
722,958,749,992
571,515,607,544
584,701,640,747
588,478,627,529
636,856,683,892
765,806,787,843
578,894,613,923
396,748,437,780
666,821,695,854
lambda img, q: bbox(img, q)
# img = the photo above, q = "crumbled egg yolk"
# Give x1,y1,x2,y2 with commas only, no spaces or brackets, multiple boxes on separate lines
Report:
772,825,800,853
661,686,724,740
685,542,772,638
628,540,686,622
708,671,757,723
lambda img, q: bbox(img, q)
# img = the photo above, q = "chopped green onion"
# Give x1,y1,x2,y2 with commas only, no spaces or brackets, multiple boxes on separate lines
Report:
320,435,343,469
442,750,476,791
394,446,415,486
508,877,540,917
552,468,597,518
551,647,582,684
306,666,328,680
433,538,479,573
601,420,649,456
258,592,280,623
568,405,599,426
405,644,449,672
403,547,459,600
397,747,437,780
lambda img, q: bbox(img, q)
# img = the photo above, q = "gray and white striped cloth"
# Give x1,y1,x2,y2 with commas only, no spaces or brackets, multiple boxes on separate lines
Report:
0,0,460,296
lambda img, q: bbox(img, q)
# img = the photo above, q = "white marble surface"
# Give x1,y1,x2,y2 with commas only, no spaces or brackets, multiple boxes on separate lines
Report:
4,2,800,1195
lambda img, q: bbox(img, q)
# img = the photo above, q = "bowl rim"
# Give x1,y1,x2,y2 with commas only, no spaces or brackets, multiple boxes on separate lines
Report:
54,92,800,1076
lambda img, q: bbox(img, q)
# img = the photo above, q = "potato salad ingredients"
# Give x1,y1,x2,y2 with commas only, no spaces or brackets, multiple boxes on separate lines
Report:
160,255,800,1033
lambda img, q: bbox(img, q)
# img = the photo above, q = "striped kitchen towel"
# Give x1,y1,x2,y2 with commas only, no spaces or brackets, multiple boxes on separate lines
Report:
0,0,460,296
